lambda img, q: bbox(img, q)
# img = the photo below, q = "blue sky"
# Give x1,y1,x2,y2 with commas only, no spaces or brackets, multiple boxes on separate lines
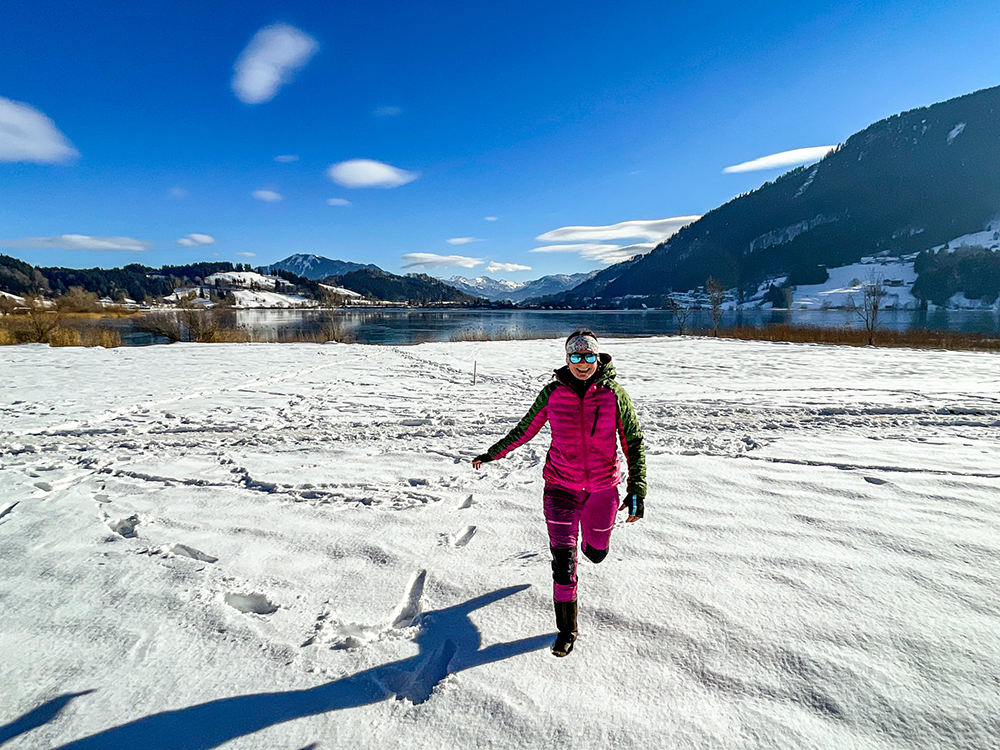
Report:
2,0,998,279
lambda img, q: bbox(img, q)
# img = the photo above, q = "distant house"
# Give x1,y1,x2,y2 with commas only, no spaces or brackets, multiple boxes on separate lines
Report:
883,279,905,287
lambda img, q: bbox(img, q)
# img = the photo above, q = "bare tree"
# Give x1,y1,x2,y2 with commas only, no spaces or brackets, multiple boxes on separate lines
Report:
21,296,62,343
706,277,726,336
667,297,693,335
319,286,348,308
845,270,887,346
134,312,182,343
55,286,102,313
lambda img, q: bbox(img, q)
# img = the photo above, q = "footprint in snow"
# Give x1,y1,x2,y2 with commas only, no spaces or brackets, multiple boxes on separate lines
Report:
0,502,18,521
108,514,140,538
224,592,278,615
864,476,891,486
448,526,477,548
33,481,53,493
390,569,426,629
163,543,218,563
458,494,473,510
306,569,428,649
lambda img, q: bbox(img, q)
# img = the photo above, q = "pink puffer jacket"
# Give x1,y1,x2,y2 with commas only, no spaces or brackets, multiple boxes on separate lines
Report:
484,355,646,497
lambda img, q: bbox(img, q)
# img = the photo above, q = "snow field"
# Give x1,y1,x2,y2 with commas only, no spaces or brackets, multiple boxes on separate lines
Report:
1,337,998,749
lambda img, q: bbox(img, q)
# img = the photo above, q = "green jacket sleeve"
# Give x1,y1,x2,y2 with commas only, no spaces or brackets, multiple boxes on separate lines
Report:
612,383,646,499
485,382,557,459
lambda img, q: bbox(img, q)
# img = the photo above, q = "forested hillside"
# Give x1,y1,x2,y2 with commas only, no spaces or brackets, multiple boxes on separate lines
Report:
553,86,1000,303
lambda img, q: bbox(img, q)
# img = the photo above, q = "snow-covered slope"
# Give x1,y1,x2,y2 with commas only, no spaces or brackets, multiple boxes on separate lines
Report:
1,338,998,749
204,271,280,289
789,260,920,309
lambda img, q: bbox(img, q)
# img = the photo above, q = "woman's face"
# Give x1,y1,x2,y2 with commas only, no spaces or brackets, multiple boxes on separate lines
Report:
568,355,598,381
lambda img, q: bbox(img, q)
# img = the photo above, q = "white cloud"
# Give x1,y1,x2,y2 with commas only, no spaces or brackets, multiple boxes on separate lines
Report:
274,154,299,163
580,242,657,264
0,235,150,252
723,145,837,173
326,198,351,206
401,253,483,270
484,216,498,222
446,237,482,245
530,241,657,265
373,106,402,117
175,233,216,248
232,23,319,105
168,187,189,198
536,217,698,244
486,262,531,273
326,159,418,189
530,243,618,254
0,97,78,164
531,216,697,266
235,252,257,258
252,189,283,202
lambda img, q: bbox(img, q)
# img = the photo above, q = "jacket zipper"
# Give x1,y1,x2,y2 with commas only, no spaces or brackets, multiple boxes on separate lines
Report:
590,405,600,437
580,387,591,490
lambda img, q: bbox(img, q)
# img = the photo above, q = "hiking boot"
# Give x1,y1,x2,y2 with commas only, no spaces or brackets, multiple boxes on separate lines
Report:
551,599,577,657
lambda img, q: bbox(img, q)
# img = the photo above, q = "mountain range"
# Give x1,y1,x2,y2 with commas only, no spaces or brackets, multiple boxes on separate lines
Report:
547,85,1000,304
444,272,597,302
265,253,594,303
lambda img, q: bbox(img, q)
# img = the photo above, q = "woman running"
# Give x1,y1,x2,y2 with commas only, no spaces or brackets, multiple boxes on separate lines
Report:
473,330,646,657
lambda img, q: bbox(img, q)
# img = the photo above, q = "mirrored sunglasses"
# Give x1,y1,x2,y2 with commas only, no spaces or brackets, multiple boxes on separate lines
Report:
568,353,597,364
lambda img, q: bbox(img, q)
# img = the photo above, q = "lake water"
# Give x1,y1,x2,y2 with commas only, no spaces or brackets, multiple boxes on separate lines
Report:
109,307,1000,346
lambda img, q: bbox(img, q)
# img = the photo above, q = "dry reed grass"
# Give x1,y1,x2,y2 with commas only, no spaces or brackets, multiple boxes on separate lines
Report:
82,328,123,348
707,324,1000,351
448,327,542,342
47,327,83,347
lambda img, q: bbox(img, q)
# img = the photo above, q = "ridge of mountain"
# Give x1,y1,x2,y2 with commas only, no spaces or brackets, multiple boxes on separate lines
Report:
548,85,1000,303
266,254,380,280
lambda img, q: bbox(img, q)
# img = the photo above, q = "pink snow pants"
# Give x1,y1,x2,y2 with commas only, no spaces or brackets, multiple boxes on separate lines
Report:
543,484,620,602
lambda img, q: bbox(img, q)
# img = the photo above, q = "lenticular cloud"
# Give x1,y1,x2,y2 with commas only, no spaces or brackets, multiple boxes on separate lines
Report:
723,146,836,173
400,253,481,269
176,234,216,248
327,159,418,189
0,97,78,163
0,235,150,252
531,217,699,266
232,24,319,105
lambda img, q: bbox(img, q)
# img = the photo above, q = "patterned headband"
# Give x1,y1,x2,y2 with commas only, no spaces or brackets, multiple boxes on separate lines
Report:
565,334,599,356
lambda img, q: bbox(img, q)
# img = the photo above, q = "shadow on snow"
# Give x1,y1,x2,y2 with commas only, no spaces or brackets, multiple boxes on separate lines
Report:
5,585,550,750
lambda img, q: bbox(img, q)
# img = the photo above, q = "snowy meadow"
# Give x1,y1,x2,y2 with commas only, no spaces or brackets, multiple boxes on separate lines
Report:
1,337,998,750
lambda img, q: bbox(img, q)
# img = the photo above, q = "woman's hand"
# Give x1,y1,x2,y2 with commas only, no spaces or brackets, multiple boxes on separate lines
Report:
472,453,492,470
619,494,644,522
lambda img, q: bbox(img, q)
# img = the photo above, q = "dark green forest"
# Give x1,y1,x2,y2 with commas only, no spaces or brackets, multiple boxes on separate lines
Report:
912,245,1000,306
323,268,481,304
0,255,248,301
